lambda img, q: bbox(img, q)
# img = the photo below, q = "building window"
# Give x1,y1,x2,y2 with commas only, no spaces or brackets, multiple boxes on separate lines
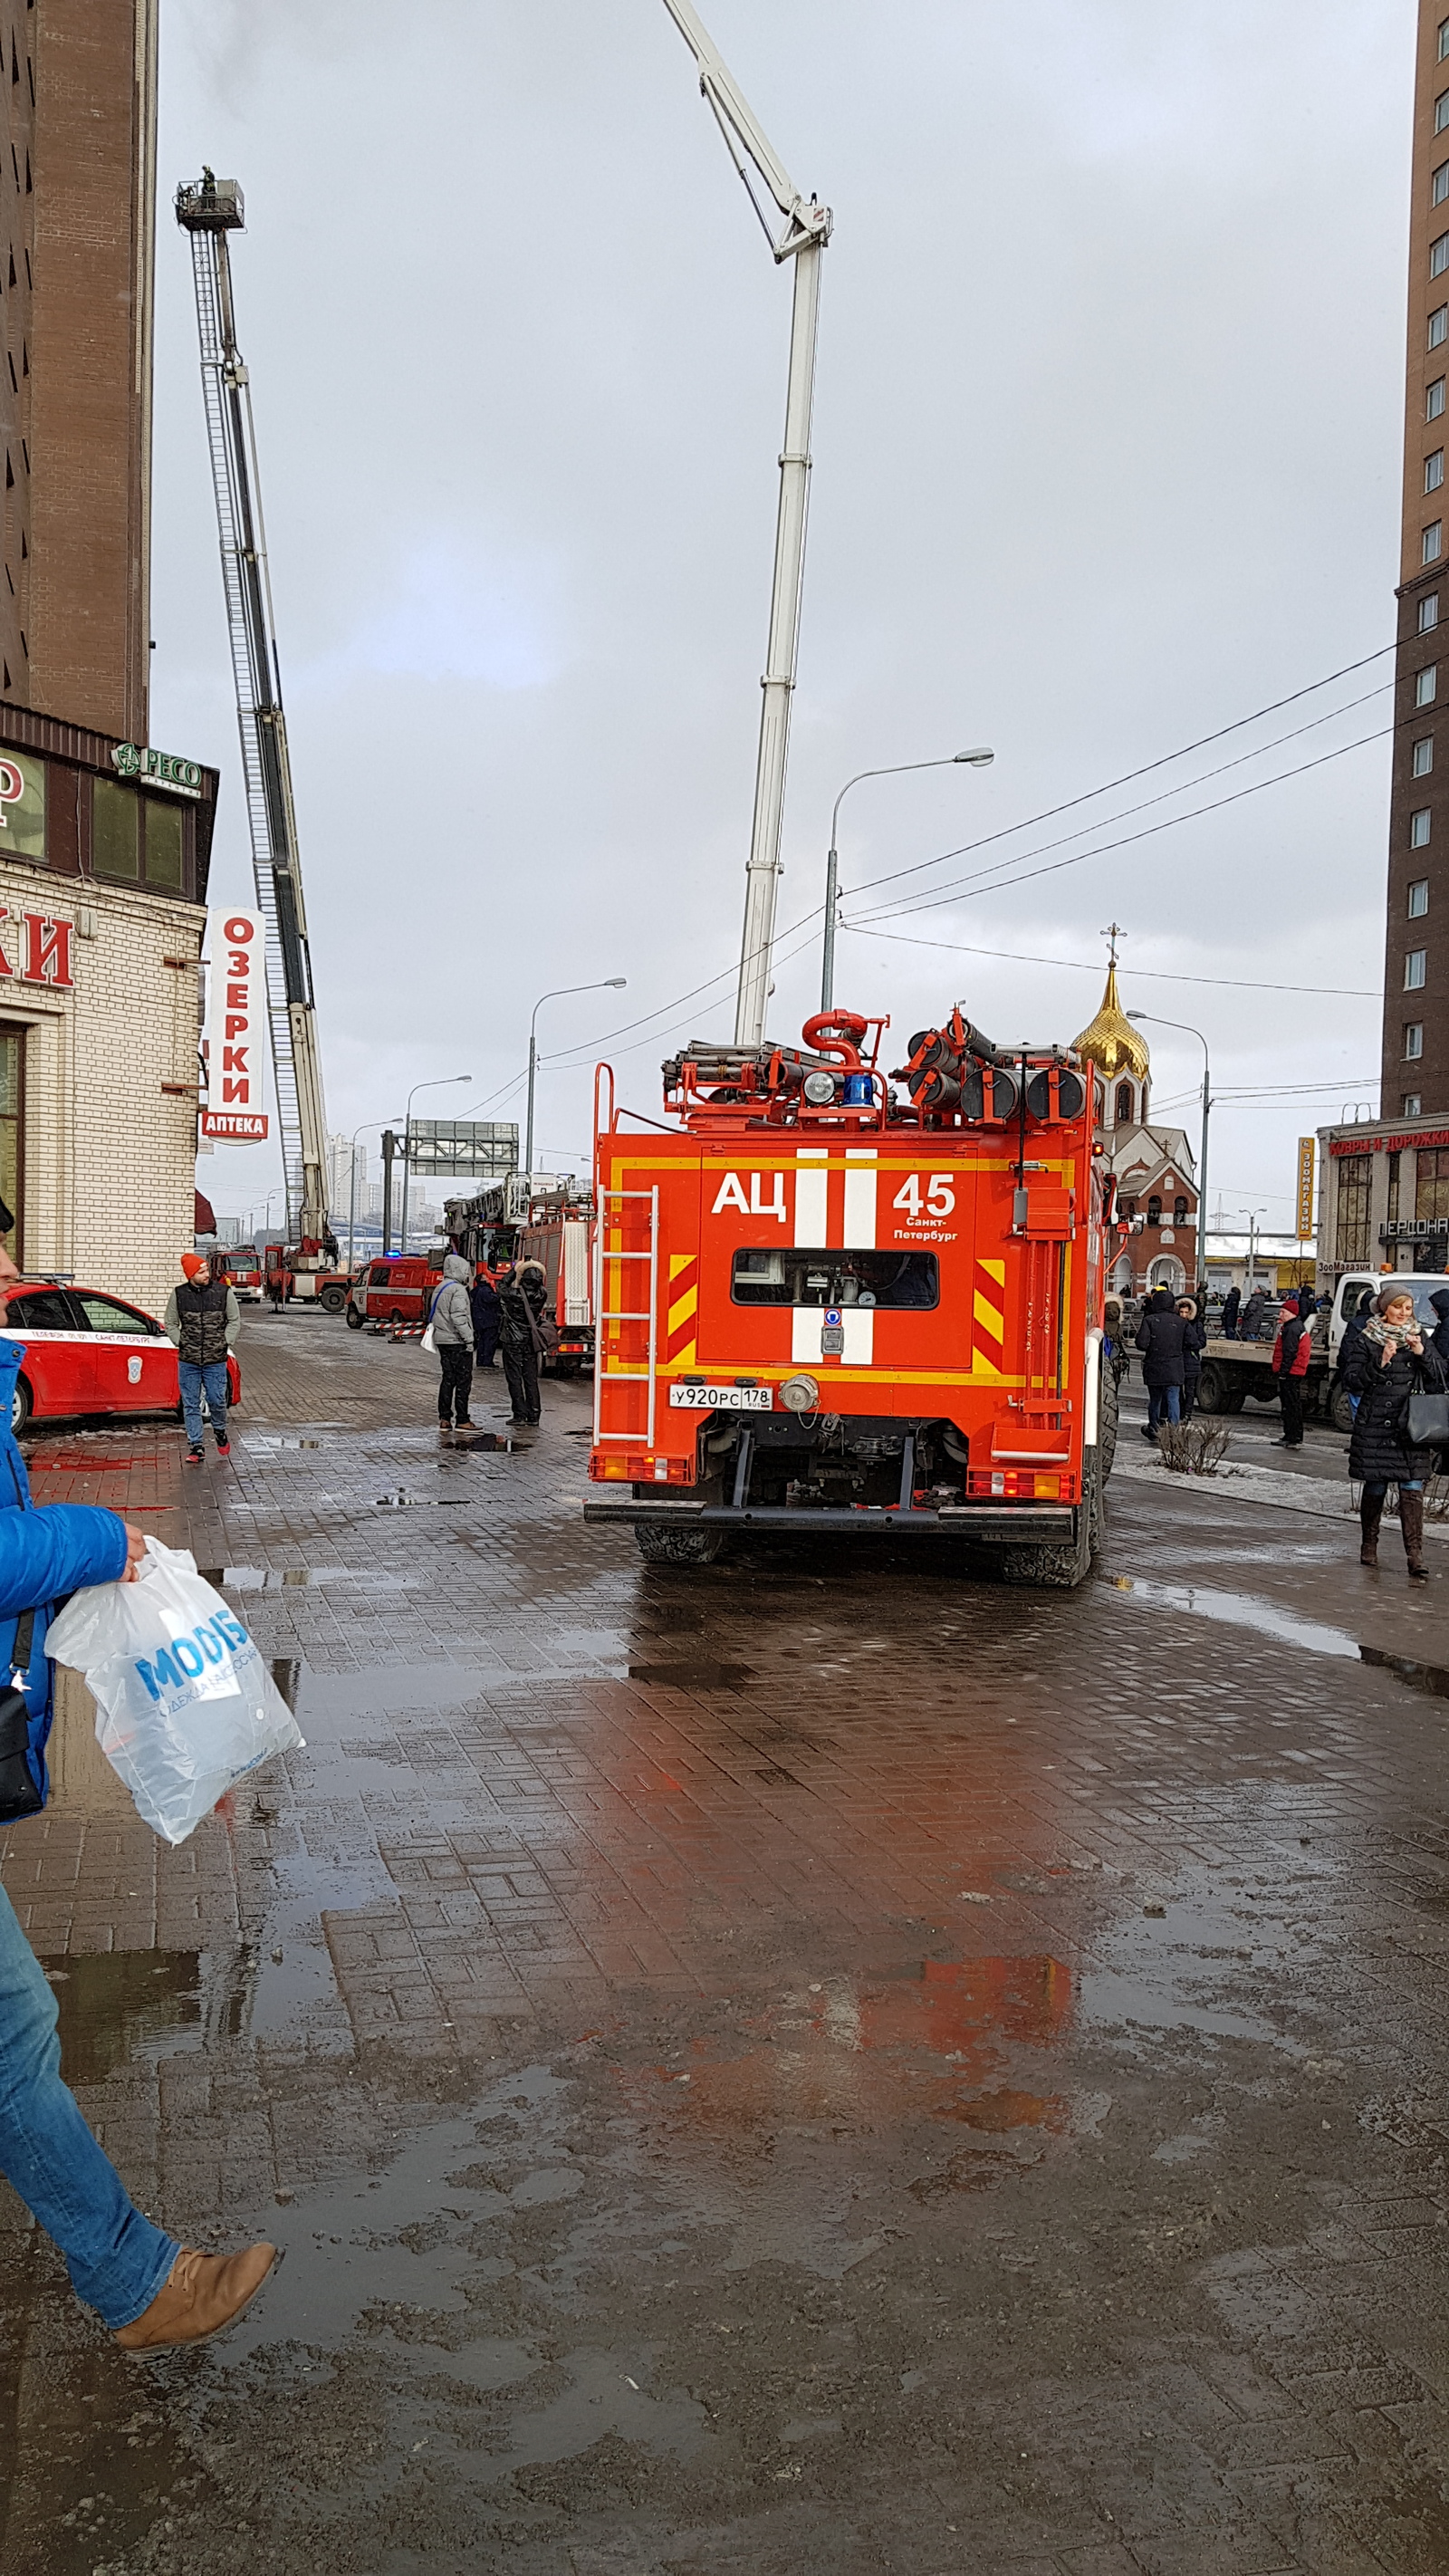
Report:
1441,16,1449,57
1426,522,1443,563
1422,592,1442,630
1173,1194,1188,1226
1433,380,1447,420
1406,1092,1424,1115
1147,1193,1162,1227
1411,878,1431,917
1412,809,1433,845
1406,947,1428,988
1429,452,1445,495
1418,664,1438,705
1434,232,1449,275
1436,163,1449,207
1336,1153,1372,1266
0,1027,21,1265
1415,736,1435,775
1114,1080,1134,1124
1388,1151,1402,1226
91,779,138,881
141,795,183,890
1439,91,1449,131
1434,306,1449,348
1406,1023,1425,1058
1419,1147,1449,1223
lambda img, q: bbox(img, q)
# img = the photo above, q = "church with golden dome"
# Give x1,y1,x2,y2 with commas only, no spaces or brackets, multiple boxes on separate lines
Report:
1072,950,1200,1297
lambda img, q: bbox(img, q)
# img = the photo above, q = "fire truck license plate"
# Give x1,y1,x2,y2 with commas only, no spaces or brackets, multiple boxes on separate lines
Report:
668,1384,773,1412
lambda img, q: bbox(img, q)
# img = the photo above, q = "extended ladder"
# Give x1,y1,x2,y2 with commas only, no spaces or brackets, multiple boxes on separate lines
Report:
175,173,328,1242
591,1187,659,1449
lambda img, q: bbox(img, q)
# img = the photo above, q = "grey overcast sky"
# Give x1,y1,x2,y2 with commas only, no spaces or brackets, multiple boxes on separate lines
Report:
157,0,1408,1235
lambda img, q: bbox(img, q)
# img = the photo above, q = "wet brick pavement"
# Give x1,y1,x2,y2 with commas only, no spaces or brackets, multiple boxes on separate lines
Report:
5,1313,1449,2571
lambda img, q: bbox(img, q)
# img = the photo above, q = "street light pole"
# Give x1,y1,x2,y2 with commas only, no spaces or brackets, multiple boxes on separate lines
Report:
1129,1011,1212,1298
400,1075,472,1257
1239,1206,1268,1298
525,980,627,1185
820,749,994,1012
345,1117,401,1274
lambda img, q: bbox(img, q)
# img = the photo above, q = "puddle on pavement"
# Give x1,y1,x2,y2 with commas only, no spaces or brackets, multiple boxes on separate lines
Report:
627,1660,756,1689
37,1947,253,2086
1108,1572,1449,1701
375,1491,468,1509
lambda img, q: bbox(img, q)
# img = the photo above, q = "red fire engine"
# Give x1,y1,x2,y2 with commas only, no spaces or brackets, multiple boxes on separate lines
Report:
583,1007,1118,1588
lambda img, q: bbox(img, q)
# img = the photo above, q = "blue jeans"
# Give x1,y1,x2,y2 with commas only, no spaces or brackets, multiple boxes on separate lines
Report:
1362,1479,1423,1497
0,1879,177,2327
1147,1384,1182,1429
179,1359,228,1447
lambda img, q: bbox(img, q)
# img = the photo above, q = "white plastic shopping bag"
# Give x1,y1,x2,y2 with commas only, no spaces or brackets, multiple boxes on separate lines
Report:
46,1538,303,1845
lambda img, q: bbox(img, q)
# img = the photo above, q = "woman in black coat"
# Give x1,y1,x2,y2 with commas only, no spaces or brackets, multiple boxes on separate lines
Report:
1176,1297,1207,1421
1341,1286,1448,1578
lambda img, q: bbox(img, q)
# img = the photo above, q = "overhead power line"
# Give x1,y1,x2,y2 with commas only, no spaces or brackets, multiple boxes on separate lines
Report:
838,925,1381,1000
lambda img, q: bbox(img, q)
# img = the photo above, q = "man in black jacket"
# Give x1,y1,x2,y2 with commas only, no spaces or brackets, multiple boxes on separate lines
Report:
1135,1299,1188,1437
1220,1283,1241,1340
498,1260,548,1430
163,1254,240,1466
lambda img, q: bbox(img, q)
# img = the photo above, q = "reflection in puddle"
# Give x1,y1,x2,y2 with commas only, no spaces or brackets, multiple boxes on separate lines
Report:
37,1947,253,2086
197,1566,425,1591
1108,1572,1449,1701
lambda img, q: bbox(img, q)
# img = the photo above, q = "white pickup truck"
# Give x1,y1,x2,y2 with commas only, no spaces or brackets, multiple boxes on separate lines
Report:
1195,1270,1449,1433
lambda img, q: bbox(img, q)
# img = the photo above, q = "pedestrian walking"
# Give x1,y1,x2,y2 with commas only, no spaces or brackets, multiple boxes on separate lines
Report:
430,1253,475,1438
0,1251,275,2347
1341,1286,1449,1579
1176,1297,1206,1421
1269,1293,1311,1449
499,1258,549,1429
1135,1296,1187,1436
163,1252,239,1466
1220,1283,1241,1340
471,1265,501,1372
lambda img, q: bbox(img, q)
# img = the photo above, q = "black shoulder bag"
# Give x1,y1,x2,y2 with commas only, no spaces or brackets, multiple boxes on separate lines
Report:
1406,1360,1449,1450
0,1611,42,1823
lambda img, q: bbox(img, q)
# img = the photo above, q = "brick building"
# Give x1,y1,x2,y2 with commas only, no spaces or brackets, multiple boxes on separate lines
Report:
1,0,158,739
0,702,216,1316
1071,963,1200,1296
1382,2,1449,1113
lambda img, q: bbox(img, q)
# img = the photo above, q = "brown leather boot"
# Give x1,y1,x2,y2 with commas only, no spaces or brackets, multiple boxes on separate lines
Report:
113,2242,277,2350
1401,1490,1430,1581
1359,1490,1384,1566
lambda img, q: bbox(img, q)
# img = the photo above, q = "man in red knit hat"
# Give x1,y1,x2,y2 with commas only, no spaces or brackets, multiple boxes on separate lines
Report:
163,1253,240,1465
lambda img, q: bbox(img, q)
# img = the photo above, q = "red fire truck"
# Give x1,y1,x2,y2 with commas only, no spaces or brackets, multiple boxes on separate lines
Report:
582,1008,1117,1588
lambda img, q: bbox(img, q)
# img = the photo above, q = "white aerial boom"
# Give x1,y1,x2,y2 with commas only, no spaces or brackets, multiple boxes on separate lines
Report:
175,172,329,1245
659,1,830,1050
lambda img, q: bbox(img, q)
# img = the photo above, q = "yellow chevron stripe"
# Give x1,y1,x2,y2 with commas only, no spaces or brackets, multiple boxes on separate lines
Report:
667,1283,698,1337
669,1253,696,1282
980,1258,1005,1290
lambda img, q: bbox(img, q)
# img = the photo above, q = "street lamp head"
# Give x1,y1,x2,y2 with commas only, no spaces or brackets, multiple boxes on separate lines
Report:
604,977,627,989
954,747,994,767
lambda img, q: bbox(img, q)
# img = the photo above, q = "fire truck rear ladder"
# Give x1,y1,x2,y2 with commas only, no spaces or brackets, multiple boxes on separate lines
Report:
591,1187,659,1449
175,173,329,1243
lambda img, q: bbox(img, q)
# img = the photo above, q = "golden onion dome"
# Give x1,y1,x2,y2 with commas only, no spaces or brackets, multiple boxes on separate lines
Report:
1071,962,1150,1080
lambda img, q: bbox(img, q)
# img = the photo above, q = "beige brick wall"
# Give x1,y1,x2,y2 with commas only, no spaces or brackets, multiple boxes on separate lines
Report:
0,859,201,1316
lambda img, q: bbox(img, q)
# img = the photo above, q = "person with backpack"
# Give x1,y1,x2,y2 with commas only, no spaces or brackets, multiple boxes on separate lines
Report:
498,1258,551,1430
0,1242,275,2347
163,1251,240,1466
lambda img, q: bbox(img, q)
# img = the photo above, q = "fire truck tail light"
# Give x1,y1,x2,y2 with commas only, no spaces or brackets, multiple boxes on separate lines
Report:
966,1468,1073,1502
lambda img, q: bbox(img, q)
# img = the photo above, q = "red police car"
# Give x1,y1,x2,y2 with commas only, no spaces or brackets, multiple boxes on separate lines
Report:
0,1280,243,1432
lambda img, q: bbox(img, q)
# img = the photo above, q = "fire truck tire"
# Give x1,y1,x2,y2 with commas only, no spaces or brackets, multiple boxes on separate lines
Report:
1099,1370,1119,1483
633,1523,724,1567
319,1285,348,1316
998,1453,1099,1591
1195,1361,1225,1415
345,1302,364,1330
10,1373,30,1434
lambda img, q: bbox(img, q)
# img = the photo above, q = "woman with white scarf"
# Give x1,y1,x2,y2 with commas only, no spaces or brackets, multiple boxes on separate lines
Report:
1340,1287,1448,1578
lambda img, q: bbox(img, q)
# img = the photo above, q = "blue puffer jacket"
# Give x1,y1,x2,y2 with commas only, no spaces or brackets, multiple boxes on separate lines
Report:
0,1339,130,1809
